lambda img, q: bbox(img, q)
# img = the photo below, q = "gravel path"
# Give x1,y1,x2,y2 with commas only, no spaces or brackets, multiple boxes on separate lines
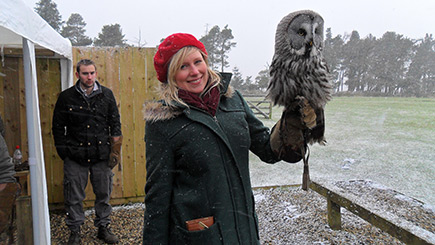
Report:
48,185,434,244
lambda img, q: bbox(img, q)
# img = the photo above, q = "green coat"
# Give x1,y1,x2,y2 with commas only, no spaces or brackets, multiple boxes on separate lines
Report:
142,73,301,244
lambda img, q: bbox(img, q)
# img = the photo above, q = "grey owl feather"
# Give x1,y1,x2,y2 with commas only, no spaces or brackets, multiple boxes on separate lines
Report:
267,10,332,145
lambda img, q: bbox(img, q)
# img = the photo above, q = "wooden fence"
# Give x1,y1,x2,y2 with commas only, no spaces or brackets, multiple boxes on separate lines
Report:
0,47,159,208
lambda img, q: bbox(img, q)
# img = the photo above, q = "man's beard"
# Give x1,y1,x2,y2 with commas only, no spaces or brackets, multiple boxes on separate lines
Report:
80,80,94,89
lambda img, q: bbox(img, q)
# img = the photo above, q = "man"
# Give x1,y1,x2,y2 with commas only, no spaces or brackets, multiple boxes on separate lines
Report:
52,59,122,244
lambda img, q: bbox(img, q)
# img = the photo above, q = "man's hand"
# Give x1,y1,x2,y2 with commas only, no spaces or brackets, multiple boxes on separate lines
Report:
109,136,123,169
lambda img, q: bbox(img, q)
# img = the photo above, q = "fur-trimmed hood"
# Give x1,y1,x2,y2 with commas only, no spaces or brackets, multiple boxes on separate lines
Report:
143,73,234,122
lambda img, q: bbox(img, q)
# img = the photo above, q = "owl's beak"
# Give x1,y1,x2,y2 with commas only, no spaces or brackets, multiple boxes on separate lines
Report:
304,40,313,57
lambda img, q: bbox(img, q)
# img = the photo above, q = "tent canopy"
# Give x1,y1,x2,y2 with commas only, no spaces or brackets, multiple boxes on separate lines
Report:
0,0,72,59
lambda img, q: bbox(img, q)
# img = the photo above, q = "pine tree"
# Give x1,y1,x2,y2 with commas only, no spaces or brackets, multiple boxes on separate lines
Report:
34,0,63,32
200,25,236,72
61,13,92,46
218,25,236,72
94,24,127,47
255,65,270,92
231,66,245,91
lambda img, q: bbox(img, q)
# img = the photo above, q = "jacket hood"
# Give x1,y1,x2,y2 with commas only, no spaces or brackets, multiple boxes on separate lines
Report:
143,73,234,122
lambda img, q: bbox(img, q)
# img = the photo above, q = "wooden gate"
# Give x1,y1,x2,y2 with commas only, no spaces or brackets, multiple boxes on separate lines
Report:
243,94,273,119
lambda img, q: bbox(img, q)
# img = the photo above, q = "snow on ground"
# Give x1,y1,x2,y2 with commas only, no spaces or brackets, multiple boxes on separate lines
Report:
250,97,435,206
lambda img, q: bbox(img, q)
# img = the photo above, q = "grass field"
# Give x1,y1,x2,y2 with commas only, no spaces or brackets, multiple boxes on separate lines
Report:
249,96,435,205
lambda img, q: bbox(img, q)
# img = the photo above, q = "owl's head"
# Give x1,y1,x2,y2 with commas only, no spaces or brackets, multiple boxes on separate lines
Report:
275,10,324,58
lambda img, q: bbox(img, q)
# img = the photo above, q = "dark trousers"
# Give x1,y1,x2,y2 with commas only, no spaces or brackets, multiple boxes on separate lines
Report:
63,157,114,232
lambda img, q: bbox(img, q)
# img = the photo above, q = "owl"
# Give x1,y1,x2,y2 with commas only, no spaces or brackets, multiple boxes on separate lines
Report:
267,10,332,190
267,10,332,146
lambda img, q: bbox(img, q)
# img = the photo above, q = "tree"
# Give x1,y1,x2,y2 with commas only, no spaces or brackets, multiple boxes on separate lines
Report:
231,67,244,91
342,30,365,92
372,32,413,94
255,65,270,92
244,76,257,92
406,34,435,96
200,26,220,69
324,28,345,92
200,25,236,72
34,0,63,32
61,13,92,46
94,24,127,47
217,25,237,72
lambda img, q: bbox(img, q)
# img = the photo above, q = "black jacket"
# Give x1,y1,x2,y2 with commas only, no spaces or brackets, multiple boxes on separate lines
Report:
52,81,121,164
142,73,301,244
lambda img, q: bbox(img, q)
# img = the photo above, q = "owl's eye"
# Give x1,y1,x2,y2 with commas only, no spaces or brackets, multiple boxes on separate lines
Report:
298,29,306,36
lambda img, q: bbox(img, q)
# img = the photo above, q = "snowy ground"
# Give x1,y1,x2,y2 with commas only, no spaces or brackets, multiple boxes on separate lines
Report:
249,97,435,206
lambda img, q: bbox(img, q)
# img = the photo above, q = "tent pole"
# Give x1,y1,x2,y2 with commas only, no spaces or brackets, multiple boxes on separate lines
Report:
22,37,51,245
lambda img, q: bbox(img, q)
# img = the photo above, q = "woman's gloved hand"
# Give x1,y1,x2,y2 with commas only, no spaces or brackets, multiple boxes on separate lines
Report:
270,96,316,162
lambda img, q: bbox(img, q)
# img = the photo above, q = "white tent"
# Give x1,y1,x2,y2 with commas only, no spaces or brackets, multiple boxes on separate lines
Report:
0,0,73,244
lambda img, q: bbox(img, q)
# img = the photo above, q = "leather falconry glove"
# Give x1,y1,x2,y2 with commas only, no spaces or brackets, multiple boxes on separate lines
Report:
109,136,123,169
270,96,317,162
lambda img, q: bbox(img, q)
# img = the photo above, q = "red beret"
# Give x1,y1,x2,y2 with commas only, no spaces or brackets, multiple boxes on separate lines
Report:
154,33,207,83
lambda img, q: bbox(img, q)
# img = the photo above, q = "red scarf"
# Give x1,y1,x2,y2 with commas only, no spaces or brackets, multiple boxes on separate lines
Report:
178,86,220,116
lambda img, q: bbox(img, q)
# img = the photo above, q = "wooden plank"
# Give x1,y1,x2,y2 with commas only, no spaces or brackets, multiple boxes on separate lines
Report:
133,48,147,197
327,198,341,230
246,100,269,118
119,47,136,198
104,48,123,199
3,57,22,155
36,59,53,202
92,48,108,86
43,59,64,203
17,58,28,160
143,48,159,100
310,180,435,244
47,59,64,203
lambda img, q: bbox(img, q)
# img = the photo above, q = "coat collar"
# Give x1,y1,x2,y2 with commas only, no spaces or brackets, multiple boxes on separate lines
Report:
143,73,234,122
74,80,102,98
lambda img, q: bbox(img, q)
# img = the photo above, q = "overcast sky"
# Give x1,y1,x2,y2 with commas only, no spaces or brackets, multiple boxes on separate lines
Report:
23,0,435,78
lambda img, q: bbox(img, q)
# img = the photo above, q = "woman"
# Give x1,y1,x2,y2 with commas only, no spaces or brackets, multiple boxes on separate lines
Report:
142,33,313,244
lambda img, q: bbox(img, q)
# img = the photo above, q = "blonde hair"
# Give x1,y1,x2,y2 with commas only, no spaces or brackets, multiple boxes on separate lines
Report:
159,46,221,108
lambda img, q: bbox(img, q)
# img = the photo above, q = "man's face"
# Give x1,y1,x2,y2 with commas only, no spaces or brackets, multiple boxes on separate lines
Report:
76,65,97,89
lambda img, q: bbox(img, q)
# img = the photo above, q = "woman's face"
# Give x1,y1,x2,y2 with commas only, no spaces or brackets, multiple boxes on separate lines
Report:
175,50,209,94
